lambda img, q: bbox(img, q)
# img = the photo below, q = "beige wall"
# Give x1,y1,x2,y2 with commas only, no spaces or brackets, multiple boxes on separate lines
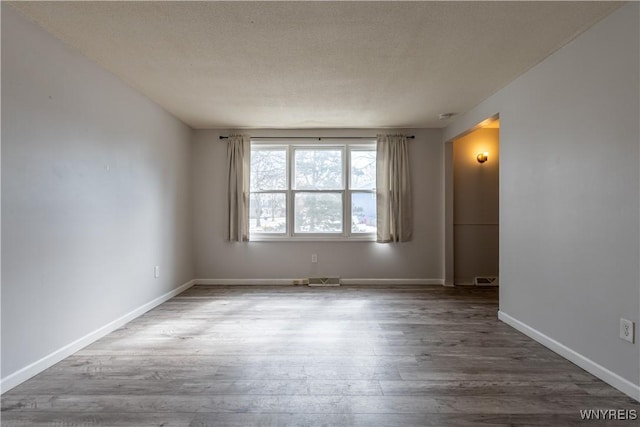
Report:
453,128,499,284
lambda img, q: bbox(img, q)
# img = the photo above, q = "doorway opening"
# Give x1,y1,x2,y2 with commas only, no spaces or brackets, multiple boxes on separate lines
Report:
445,116,500,286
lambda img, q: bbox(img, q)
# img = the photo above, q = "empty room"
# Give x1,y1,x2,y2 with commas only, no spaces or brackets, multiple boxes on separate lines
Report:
1,1,639,426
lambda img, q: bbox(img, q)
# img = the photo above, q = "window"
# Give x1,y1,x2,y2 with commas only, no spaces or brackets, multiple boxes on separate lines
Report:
249,140,376,240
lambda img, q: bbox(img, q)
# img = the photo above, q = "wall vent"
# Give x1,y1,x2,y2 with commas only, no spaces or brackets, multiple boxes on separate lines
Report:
308,277,341,287
474,276,498,286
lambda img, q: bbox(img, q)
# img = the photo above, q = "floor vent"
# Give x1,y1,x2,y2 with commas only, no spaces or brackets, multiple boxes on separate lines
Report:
474,277,498,286
308,277,341,287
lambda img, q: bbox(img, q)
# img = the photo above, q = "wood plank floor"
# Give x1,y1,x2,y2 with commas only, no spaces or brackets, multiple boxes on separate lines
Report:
2,285,638,426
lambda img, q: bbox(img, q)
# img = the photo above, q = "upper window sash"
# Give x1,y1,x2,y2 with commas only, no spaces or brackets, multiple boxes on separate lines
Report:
250,146,288,191
293,146,345,191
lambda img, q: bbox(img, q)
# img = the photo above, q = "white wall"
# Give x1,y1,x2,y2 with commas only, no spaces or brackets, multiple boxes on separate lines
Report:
1,6,194,387
445,3,639,395
192,128,443,283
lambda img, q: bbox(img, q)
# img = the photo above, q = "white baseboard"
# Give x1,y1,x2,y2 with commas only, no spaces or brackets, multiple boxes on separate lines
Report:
498,310,640,402
454,280,475,286
340,278,444,285
0,280,195,394
194,278,302,285
194,278,444,286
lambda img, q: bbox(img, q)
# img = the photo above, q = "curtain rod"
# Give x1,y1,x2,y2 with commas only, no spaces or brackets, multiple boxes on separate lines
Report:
219,135,415,141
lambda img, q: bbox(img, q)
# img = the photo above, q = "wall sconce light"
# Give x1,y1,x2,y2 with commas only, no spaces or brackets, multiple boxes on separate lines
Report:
477,152,489,163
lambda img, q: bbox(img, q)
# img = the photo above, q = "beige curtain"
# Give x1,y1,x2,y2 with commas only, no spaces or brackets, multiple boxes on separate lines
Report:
376,134,412,242
227,134,251,241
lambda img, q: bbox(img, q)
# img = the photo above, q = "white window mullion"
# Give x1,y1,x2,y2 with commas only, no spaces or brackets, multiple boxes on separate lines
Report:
344,145,351,237
287,144,293,237
343,190,349,237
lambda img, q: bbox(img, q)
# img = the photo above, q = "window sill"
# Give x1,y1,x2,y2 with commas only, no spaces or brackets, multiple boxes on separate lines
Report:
249,235,377,242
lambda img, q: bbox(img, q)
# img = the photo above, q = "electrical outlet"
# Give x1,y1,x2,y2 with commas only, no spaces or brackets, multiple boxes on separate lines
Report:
311,254,318,263
154,266,160,278
620,318,635,343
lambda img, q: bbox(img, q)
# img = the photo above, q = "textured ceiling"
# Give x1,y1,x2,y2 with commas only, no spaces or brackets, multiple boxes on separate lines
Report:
9,1,622,129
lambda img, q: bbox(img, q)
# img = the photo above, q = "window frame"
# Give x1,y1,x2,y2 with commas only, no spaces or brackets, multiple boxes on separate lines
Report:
249,139,376,241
